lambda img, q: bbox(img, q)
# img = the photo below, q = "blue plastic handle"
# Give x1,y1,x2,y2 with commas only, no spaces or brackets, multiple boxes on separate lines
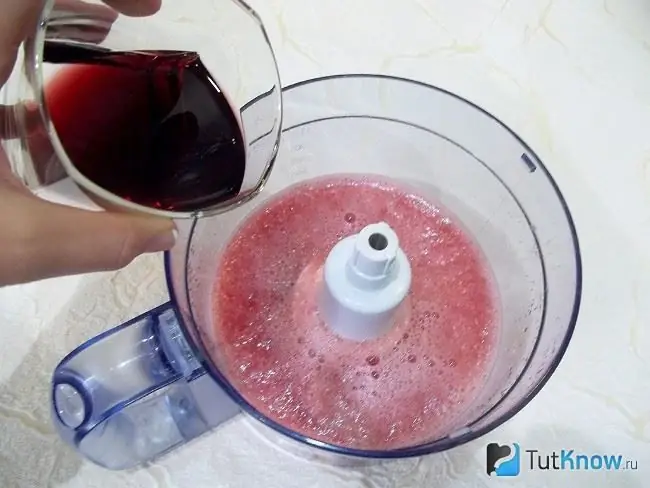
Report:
51,302,240,470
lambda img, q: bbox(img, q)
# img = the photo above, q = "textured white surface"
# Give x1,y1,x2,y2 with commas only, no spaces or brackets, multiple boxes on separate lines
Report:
1,0,650,486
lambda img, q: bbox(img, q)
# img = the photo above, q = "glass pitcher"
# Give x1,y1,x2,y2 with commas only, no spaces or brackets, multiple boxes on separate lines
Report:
1,0,282,218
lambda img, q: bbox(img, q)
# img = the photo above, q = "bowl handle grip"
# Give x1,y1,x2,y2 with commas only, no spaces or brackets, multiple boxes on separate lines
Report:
51,302,240,470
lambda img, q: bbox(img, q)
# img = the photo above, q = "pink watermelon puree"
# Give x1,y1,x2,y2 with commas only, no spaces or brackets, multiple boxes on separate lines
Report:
211,176,499,450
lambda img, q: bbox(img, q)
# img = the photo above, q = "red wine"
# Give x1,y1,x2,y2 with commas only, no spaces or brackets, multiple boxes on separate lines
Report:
43,41,246,212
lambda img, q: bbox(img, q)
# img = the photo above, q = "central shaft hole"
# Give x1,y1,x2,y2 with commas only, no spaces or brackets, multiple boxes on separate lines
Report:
369,233,388,251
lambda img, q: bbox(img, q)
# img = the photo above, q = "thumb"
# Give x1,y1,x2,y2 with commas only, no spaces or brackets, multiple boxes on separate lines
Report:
1,191,177,285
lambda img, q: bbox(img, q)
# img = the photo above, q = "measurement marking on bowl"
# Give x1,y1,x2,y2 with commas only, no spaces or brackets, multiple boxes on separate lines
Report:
521,153,537,173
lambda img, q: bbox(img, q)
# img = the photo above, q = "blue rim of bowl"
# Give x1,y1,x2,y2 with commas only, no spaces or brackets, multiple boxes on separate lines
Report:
164,74,583,459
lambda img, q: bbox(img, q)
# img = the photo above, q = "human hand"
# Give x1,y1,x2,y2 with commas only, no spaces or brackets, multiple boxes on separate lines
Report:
0,0,177,287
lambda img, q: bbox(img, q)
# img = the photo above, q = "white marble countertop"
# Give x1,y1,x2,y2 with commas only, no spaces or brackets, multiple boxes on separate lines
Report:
1,0,650,486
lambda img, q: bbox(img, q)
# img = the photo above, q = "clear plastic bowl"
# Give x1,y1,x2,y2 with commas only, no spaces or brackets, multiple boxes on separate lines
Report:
173,74,582,457
50,74,582,469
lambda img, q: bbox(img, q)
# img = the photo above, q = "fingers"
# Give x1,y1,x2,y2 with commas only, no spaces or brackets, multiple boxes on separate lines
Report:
101,0,161,17
0,0,162,84
0,0,44,84
0,156,32,195
0,102,41,140
45,0,119,45
0,102,67,187
0,189,177,286
51,0,119,21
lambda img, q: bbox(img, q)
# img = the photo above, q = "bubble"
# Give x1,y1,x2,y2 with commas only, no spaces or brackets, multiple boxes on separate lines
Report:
344,212,356,223
371,371,380,379
318,356,325,364
407,354,417,363
366,355,380,366
308,349,316,358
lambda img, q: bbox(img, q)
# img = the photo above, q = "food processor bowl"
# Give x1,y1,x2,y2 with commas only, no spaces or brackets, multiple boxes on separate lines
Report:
50,75,581,469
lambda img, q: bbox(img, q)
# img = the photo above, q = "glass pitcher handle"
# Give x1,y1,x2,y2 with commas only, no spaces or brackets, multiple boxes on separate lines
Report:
51,302,240,470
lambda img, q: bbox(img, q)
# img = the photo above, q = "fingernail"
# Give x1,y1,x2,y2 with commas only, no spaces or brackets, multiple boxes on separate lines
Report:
144,227,178,253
